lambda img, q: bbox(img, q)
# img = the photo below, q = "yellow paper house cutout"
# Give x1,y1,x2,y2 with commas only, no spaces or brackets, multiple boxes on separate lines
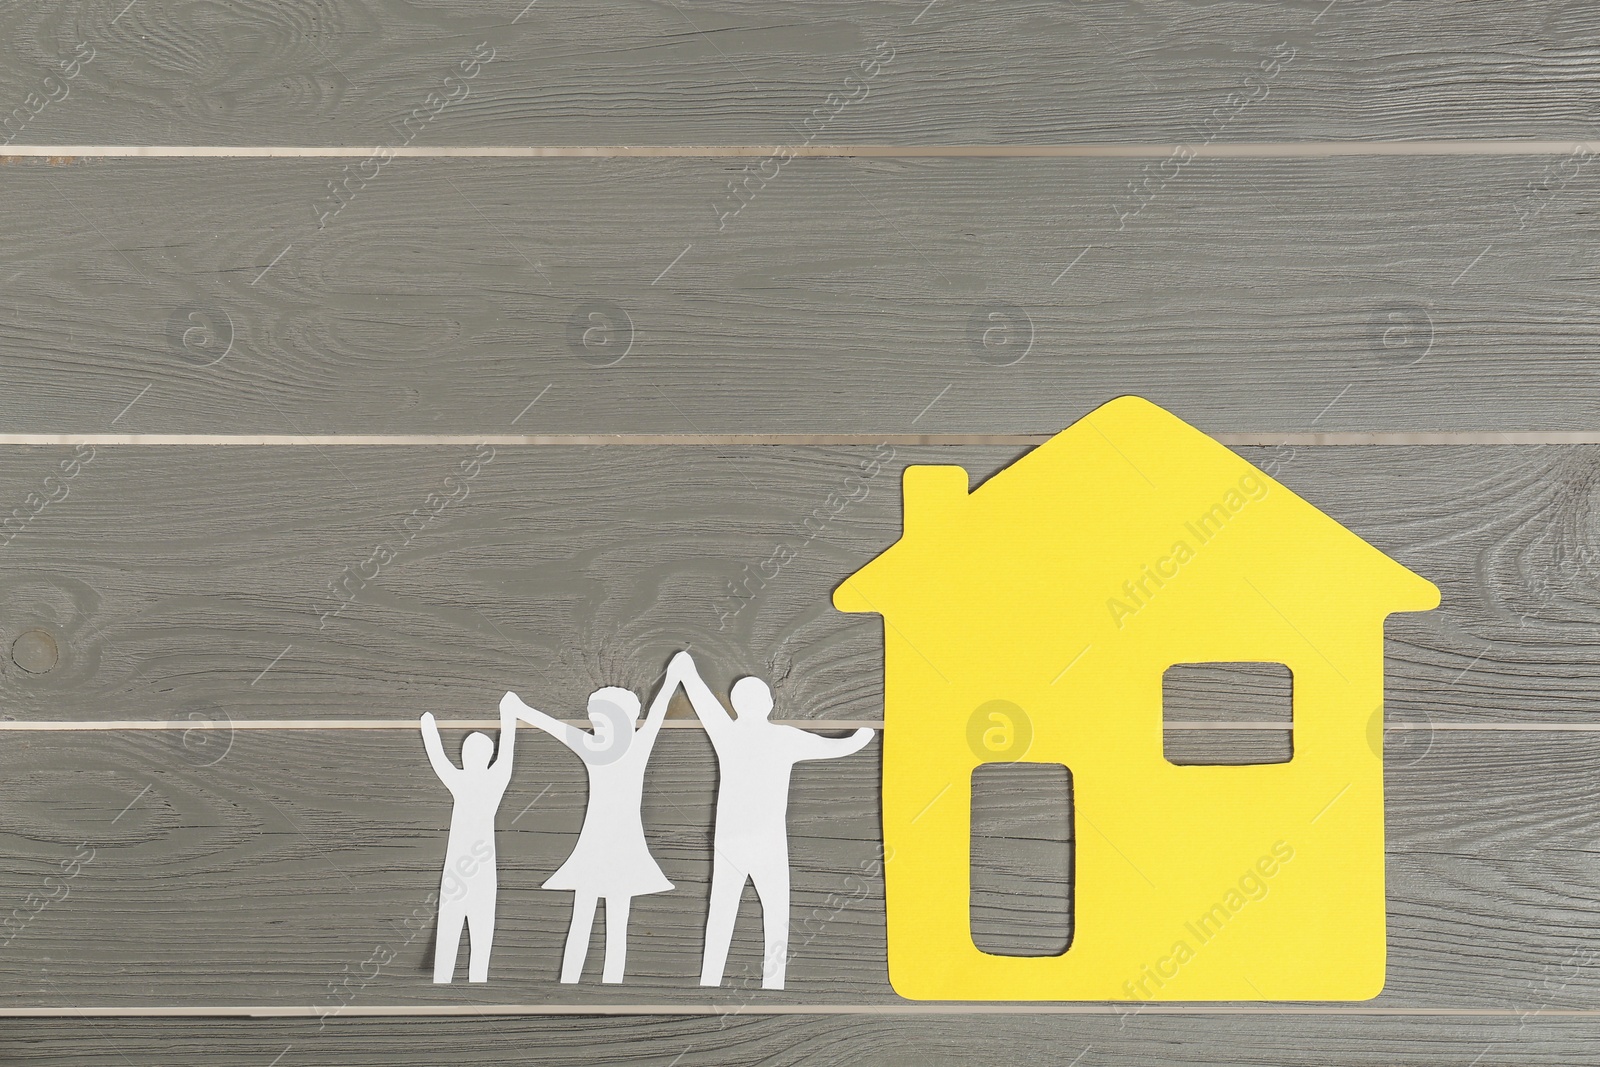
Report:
834,396,1439,1001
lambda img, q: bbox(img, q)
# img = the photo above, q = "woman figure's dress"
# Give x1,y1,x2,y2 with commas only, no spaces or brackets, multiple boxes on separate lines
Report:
503,657,690,984
543,732,673,898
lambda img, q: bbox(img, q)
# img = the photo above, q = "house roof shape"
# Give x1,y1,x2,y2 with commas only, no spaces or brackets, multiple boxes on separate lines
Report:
834,395,1440,648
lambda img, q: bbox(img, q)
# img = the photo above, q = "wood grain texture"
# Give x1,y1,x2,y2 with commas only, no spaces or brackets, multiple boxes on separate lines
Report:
1163,664,1294,727
7,1013,1600,1067
0,727,1597,1008
970,762,1074,958
1164,665,1294,764
0,443,1592,727
1,156,1599,434
0,1,1598,146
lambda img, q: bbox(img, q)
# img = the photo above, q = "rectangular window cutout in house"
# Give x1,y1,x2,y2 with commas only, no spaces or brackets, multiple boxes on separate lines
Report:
970,762,1073,957
1163,661,1293,765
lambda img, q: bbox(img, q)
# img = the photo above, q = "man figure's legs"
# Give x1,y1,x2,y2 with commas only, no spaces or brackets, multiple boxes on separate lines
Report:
465,885,496,983
700,859,750,986
750,855,791,990
433,903,466,983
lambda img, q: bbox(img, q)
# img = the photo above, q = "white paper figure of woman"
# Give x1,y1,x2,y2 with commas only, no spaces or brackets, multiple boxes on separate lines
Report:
676,651,874,990
419,702,516,983
500,655,686,984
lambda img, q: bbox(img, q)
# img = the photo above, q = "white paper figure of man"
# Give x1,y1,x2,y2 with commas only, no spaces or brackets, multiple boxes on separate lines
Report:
419,702,516,983
676,651,875,989
500,653,687,985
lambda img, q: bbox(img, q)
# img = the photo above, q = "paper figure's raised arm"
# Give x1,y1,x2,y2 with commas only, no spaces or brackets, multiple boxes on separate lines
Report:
502,691,585,753
675,652,732,740
635,652,689,749
487,700,517,787
787,726,876,763
419,712,461,785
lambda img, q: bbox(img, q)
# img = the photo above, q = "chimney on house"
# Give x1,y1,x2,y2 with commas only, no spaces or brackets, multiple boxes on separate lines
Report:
901,465,970,541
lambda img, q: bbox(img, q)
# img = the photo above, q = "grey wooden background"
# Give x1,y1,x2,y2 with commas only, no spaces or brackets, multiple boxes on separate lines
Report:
8,156,1600,435
3,0,1599,1063
0,0,1598,145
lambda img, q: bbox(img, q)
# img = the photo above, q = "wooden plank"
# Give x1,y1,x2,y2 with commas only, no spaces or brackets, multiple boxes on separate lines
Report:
0,2,1595,146
6,1013,1600,1066
0,443,1589,727
0,727,1595,1008
1,156,1599,435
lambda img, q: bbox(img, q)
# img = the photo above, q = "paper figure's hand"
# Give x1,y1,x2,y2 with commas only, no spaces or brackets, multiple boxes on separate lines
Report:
668,650,696,680
843,727,876,756
499,692,522,717
420,711,437,729
793,724,874,762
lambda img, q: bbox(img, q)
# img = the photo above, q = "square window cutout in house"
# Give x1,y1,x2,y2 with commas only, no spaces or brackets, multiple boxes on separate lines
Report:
970,763,1073,957
1163,662,1293,765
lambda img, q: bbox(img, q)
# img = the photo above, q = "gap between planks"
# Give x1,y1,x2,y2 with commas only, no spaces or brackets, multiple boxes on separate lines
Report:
0,721,1592,732
6,141,1600,159
0,433,1594,447
4,1005,1600,1018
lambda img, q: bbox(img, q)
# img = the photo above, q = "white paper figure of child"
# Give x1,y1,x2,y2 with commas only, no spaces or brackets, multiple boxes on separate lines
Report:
675,651,875,990
500,654,687,984
419,701,516,983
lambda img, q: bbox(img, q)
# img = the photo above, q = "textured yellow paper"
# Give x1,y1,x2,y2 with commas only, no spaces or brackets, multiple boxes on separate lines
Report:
834,396,1439,1001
